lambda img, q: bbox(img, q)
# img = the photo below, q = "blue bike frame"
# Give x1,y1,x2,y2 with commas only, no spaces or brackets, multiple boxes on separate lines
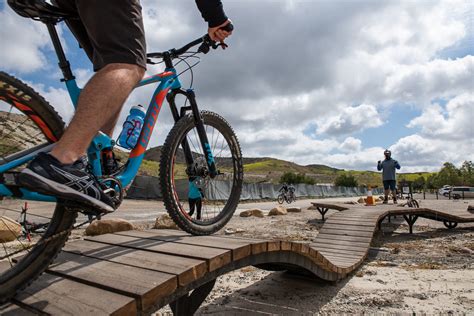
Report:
0,69,183,202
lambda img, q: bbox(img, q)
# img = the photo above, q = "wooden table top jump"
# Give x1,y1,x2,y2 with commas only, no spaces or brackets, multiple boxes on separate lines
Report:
3,203,473,315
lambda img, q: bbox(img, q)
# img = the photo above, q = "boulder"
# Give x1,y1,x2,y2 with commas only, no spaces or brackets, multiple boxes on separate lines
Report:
468,205,473,212
154,214,179,230
268,206,287,216
344,201,359,205
286,207,302,213
307,205,317,210
357,197,367,204
0,216,22,242
85,218,134,236
240,209,264,218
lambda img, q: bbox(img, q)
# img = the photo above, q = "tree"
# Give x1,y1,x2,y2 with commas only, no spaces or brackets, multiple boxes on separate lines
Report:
433,162,461,188
412,176,426,191
460,161,474,186
334,174,358,187
279,172,315,185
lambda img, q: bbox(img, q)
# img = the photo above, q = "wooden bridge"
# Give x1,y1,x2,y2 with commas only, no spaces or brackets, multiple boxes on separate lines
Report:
3,203,473,315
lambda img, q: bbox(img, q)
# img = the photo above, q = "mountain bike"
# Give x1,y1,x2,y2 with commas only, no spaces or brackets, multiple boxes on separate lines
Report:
0,1,243,302
277,190,296,204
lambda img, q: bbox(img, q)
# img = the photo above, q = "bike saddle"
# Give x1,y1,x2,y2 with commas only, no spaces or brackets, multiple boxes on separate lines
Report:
7,0,76,21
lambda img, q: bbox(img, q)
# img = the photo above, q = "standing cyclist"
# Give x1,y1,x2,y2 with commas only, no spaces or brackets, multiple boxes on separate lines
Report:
377,149,401,204
18,0,232,213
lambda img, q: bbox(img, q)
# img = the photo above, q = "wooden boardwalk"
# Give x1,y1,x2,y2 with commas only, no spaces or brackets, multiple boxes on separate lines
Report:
3,203,474,315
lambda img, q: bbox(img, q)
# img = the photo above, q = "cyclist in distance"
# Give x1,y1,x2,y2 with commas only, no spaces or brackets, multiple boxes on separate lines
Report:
18,0,233,213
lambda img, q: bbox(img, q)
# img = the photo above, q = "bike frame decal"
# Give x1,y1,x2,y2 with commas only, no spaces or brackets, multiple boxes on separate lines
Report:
4,96,57,142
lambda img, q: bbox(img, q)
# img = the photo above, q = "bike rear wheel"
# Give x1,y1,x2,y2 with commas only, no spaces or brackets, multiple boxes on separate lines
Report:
160,111,243,235
0,71,76,302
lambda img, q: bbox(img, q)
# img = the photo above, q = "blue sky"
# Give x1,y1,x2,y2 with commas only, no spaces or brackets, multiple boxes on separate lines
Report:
1,0,473,172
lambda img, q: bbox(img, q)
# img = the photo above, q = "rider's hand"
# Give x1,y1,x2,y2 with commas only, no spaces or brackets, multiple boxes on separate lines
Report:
208,19,232,43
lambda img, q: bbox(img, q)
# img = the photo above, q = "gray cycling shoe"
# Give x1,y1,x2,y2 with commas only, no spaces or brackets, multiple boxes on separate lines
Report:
18,153,115,213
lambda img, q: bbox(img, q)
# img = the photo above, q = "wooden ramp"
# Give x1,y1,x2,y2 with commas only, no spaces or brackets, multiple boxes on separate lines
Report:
4,204,474,315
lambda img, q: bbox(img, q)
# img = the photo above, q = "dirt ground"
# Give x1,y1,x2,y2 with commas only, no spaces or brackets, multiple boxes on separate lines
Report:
2,196,473,314
155,198,474,315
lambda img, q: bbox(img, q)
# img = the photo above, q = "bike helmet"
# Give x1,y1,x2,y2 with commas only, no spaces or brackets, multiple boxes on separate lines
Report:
384,149,391,157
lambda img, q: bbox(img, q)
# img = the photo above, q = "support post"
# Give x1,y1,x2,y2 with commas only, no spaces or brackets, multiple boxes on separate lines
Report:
317,207,329,221
402,214,418,234
170,279,216,315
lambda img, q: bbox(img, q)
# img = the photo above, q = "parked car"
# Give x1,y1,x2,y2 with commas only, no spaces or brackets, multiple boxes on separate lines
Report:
438,186,451,196
449,186,474,199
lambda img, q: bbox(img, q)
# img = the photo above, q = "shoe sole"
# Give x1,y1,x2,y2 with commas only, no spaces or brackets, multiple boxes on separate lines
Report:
18,169,114,213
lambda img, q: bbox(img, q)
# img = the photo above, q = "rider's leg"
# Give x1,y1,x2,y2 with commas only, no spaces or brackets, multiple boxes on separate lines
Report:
50,64,144,164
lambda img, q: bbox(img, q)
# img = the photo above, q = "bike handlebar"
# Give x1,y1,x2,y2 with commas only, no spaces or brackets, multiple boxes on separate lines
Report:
147,23,234,60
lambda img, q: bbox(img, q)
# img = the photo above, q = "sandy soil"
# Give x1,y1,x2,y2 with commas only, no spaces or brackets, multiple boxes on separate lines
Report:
2,196,473,314
156,198,474,315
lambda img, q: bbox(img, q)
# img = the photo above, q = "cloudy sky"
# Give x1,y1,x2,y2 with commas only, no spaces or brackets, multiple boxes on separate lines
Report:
1,0,473,172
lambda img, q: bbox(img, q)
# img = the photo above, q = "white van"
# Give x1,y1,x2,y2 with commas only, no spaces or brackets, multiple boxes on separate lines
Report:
449,186,474,199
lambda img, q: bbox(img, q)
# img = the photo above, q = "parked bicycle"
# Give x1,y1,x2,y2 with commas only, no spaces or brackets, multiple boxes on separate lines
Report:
0,1,243,302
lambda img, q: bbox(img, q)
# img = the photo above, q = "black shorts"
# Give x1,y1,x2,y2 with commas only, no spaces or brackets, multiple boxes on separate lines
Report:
55,0,147,71
383,180,396,191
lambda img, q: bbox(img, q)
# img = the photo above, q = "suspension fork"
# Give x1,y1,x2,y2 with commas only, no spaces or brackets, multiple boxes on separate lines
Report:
167,89,218,177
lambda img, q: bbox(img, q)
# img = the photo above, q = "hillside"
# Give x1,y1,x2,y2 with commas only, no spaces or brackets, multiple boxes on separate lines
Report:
141,146,432,186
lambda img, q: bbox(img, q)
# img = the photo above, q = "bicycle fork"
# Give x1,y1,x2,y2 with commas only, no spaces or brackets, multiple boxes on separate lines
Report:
167,89,218,178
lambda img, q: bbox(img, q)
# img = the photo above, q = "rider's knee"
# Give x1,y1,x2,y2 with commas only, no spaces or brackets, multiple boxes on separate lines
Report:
101,63,145,82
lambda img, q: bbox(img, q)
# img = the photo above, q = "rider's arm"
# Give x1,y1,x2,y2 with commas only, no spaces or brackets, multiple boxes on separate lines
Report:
377,161,383,171
394,160,401,169
195,0,228,27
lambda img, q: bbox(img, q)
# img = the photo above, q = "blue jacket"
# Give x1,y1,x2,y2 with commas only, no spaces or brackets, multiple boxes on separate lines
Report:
377,158,401,181
188,180,203,199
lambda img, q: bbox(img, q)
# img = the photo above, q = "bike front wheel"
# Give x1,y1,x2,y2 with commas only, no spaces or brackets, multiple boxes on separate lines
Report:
160,111,243,235
277,194,285,204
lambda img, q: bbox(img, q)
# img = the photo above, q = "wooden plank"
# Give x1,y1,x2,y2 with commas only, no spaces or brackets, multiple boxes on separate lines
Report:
63,240,207,287
315,233,372,244
316,247,365,259
310,203,349,211
326,219,378,226
0,303,36,315
311,239,370,251
321,223,377,233
118,230,263,261
322,253,361,265
85,233,231,271
12,273,136,316
48,251,176,312
267,240,281,252
311,243,367,256
318,228,375,238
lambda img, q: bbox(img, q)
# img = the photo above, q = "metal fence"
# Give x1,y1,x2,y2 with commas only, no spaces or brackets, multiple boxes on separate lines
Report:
126,176,382,200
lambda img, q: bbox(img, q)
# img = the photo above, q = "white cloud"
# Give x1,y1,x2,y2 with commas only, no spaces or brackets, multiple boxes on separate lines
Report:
2,0,472,172
316,104,383,136
0,7,51,73
339,137,362,153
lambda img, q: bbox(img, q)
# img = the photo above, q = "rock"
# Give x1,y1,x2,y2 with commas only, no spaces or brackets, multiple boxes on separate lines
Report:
344,201,359,205
239,209,264,218
357,197,366,204
268,206,287,216
153,214,179,230
225,228,236,235
85,218,134,236
307,205,317,210
468,205,473,212
0,216,22,242
286,207,301,213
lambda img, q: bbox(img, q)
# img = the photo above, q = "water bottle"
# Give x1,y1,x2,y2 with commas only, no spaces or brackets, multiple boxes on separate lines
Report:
118,105,146,149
